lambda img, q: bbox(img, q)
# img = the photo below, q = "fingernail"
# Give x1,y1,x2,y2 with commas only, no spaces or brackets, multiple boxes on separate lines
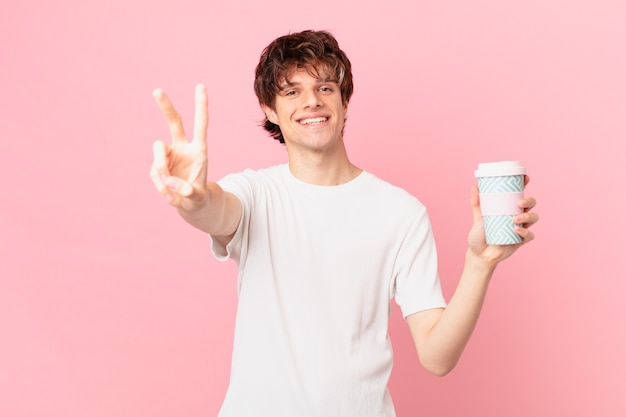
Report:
165,193,174,202
165,177,179,191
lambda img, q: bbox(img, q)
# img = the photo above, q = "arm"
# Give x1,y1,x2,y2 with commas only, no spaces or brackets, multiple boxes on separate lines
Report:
406,181,539,376
149,84,242,243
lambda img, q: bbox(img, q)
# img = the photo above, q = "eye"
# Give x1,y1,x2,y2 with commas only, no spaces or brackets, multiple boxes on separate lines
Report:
319,86,333,92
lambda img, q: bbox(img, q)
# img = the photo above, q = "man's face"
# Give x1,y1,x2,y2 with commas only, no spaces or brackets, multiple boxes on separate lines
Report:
263,67,347,153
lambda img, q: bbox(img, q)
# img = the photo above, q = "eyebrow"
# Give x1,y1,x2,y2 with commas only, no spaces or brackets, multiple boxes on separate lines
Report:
278,77,337,90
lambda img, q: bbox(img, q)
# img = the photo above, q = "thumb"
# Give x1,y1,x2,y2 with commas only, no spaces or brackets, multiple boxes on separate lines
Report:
470,185,483,224
165,176,194,198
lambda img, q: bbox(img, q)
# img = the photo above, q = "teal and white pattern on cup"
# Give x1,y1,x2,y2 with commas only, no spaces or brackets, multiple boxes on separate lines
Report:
475,161,526,245
476,175,524,194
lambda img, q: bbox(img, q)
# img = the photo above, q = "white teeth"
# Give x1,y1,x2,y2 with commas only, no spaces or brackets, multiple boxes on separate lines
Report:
300,117,327,125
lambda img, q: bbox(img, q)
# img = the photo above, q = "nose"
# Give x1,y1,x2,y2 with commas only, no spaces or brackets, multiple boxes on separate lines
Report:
301,89,322,109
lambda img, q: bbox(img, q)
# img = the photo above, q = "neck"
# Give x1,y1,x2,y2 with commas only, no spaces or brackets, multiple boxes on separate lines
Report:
286,142,362,186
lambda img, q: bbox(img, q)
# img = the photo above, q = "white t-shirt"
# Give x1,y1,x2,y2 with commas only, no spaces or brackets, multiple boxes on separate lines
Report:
211,164,446,417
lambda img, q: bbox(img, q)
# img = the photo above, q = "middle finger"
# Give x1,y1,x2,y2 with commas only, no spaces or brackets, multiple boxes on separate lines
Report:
153,88,188,144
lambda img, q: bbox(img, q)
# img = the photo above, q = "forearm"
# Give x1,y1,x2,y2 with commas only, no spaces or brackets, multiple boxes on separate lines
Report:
419,250,496,375
176,182,241,236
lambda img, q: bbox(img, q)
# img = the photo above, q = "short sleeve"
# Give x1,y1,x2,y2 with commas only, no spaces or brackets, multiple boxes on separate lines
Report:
392,207,447,318
209,171,254,264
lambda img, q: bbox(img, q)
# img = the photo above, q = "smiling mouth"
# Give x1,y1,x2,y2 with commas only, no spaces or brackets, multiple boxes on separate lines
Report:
299,117,328,125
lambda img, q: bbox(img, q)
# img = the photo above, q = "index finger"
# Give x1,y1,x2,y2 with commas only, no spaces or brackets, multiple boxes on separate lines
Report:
524,175,530,187
193,84,209,148
153,88,187,144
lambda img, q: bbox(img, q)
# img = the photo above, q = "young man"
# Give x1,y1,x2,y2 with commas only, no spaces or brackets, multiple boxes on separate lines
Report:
150,30,538,417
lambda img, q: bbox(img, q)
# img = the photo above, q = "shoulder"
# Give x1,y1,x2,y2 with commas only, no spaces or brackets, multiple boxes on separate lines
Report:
361,171,427,212
218,164,287,190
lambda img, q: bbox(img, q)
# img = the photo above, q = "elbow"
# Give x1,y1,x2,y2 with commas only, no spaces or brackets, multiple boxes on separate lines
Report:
421,358,458,377
428,365,455,377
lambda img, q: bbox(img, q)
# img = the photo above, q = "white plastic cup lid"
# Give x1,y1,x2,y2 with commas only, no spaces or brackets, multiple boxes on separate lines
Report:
474,161,526,178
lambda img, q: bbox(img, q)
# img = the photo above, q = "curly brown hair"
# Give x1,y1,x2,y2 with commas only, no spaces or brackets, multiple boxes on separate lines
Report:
254,30,354,144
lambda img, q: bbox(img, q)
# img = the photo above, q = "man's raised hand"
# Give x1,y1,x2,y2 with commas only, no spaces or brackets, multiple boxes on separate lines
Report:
150,84,209,211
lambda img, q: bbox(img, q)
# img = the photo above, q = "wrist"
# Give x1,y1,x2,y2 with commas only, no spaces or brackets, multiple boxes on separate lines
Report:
465,249,498,277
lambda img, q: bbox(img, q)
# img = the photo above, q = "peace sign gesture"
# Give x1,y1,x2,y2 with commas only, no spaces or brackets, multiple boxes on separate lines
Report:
150,84,209,211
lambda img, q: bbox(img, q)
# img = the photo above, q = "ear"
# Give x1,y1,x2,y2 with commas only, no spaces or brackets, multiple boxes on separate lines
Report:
262,105,278,125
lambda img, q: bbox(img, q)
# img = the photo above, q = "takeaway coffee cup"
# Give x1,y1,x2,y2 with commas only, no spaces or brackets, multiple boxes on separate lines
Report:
474,161,526,245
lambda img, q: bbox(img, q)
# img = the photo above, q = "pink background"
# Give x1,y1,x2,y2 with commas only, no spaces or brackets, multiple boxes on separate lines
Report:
2,0,625,416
